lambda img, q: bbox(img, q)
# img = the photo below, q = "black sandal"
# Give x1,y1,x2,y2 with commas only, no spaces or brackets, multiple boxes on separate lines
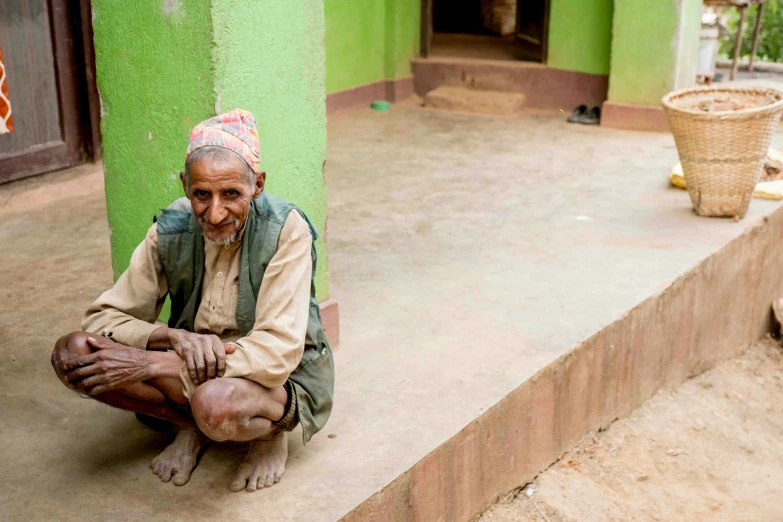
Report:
580,106,601,125
567,105,588,123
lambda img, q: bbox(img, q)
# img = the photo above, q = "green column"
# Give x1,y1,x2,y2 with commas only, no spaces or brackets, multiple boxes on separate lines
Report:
547,0,614,76
608,0,702,106
384,0,421,82
92,0,330,299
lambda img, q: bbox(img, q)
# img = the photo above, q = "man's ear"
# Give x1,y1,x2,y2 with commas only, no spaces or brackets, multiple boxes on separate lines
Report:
253,171,266,198
179,171,189,196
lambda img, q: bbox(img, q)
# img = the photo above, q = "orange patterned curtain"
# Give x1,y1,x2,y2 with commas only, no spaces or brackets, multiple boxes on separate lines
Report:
0,43,13,134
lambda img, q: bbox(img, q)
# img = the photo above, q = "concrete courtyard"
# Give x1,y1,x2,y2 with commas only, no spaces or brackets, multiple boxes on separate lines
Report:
2,104,783,521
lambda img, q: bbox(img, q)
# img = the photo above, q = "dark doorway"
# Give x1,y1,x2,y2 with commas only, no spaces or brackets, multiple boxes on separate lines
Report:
516,0,550,62
421,0,550,63
0,0,101,184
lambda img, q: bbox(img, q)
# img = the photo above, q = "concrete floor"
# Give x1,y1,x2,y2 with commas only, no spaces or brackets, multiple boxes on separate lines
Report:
718,65,783,88
2,105,783,521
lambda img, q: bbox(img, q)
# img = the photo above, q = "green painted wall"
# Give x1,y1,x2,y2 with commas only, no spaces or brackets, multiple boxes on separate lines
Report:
212,0,329,297
608,0,678,105
547,0,614,76
385,0,421,80
93,0,330,299
325,0,420,94
324,0,385,93
608,0,701,105
92,0,215,281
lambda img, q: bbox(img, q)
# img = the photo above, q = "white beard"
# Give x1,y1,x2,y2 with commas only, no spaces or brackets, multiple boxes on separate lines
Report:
199,215,241,246
204,233,238,246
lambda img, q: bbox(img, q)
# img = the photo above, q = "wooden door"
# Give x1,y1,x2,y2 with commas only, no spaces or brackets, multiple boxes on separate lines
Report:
421,0,433,57
0,0,99,184
516,0,550,62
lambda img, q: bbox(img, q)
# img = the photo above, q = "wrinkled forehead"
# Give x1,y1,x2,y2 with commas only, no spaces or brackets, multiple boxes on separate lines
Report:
188,155,250,188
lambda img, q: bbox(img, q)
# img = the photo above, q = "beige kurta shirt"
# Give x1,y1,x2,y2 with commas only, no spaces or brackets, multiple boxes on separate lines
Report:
82,209,313,399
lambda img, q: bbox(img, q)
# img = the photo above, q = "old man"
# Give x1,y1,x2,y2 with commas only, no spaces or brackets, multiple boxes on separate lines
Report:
51,109,334,491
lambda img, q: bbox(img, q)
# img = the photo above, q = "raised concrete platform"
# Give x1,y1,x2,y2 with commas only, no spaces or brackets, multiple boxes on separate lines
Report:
2,107,783,521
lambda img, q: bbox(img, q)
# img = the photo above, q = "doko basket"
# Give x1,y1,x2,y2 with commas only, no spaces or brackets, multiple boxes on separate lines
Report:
662,86,783,218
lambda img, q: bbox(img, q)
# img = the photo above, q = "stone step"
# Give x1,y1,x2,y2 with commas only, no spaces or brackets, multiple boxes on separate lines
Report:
424,86,526,115
412,56,608,111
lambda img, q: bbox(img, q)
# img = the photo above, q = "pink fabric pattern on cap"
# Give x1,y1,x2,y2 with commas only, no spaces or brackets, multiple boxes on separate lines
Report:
186,108,261,175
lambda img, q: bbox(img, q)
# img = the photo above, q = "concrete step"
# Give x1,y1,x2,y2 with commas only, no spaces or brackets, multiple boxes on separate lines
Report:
424,86,525,115
412,56,608,111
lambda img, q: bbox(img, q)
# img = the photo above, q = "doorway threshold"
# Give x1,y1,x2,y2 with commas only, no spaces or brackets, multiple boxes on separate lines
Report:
412,56,608,111
431,33,523,62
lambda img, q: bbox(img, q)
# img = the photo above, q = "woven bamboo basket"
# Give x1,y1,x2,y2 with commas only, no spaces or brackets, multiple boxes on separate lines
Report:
662,86,783,218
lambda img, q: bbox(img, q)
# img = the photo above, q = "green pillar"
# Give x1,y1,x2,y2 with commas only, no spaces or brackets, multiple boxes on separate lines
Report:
384,0,421,82
608,0,702,106
92,0,330,299
547,0,614,76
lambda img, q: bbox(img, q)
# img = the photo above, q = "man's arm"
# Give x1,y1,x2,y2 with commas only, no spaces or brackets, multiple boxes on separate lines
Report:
213,210,313,390
81,224,168,349
62,335,184,395
83,222,237,387
149,326,234,384
62,334,234,395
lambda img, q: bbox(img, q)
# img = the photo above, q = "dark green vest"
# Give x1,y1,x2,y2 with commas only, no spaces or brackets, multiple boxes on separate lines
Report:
155,193,334,443
155,193,330,352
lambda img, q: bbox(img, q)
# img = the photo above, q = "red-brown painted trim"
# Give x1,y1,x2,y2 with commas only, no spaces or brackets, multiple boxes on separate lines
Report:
319,298,340,349
601,101,670,133
341,206,783,521
385,77,414,104
411,58,608,111
326,77,415,116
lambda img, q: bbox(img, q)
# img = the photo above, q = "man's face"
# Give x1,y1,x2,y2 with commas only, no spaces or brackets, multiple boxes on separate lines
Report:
182,156,265,245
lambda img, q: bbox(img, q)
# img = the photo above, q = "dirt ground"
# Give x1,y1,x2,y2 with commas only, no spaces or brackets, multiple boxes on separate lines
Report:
479,339,783,522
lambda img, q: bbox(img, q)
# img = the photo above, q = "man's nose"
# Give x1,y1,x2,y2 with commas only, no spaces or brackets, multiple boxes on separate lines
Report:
208,197,228,225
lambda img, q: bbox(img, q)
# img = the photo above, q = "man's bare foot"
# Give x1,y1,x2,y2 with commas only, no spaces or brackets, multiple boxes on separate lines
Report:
150,429,210,486
230,431,288,492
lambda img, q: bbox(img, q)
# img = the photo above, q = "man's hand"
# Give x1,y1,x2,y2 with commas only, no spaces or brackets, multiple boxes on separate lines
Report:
63,336,156,395
167,329,235,385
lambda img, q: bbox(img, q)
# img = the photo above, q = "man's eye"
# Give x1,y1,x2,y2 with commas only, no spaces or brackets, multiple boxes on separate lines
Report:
225,190,240,197
194,190,209,198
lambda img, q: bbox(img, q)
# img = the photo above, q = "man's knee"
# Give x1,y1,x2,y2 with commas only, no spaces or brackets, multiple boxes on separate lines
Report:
51,331,92,383
191,380,242,441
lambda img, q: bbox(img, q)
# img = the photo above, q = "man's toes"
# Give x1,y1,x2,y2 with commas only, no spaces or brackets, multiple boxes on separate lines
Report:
160,466,174,482
274,474,281,484
172,468,192,486
246,474,262,492
263,474,275,488
229,477,247,492
230,468,252,492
